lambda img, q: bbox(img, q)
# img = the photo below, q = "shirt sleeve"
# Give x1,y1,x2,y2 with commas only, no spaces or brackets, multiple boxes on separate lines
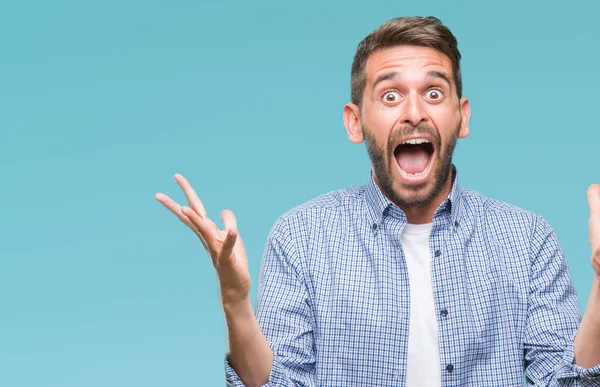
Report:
224,217,316,387
524,216,600,386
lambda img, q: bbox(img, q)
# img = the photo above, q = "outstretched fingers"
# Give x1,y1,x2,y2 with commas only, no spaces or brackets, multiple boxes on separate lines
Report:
181,206,220,263
175,174,208,219
156,177,242,271
155,192,194,229
155,192,209,250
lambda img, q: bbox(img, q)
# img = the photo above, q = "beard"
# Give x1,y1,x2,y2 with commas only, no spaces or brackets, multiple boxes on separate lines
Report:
363,120,460,209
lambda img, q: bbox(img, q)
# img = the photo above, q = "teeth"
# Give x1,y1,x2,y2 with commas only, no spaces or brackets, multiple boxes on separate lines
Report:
402,138,431,145
400,168,428,177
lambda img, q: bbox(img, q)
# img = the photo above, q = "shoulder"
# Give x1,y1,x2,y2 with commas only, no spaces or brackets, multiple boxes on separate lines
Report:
262,184,366,270
459,188,553,246
462,188,536,217
271,184,366,228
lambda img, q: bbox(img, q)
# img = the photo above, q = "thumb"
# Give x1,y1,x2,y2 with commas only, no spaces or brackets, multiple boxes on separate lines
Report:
588,184,600,215
218,209,239,265
220,209,238,234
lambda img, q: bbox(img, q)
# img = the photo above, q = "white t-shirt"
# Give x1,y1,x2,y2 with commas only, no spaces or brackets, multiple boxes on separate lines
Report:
401,223,441,387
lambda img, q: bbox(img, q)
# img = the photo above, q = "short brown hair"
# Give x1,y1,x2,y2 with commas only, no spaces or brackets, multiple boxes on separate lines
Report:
350,16,462,106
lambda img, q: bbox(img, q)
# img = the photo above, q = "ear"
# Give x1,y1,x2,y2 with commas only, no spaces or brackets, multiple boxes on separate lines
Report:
343,103,363,144
458,97,471,139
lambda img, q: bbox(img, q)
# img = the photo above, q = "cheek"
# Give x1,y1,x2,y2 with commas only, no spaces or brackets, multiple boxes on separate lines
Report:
429,106,461,137
364,97,399,121
374,103,403,123
363,110,397,143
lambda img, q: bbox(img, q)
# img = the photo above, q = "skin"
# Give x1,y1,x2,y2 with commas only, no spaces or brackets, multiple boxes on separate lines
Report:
575,185,600,368
155,45,600,383
343,45,470,224
155,175,271,387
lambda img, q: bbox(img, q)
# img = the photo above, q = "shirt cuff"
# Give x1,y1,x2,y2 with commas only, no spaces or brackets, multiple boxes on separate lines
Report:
224,345,289,387
556,331,600,380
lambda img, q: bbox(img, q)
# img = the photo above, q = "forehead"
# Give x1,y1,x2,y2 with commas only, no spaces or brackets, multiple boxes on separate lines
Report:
365,45,452,83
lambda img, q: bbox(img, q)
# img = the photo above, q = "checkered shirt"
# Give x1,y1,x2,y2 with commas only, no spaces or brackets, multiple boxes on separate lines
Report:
225,166,600,386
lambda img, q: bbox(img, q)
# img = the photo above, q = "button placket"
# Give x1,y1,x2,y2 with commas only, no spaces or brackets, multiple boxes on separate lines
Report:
371,222,379,236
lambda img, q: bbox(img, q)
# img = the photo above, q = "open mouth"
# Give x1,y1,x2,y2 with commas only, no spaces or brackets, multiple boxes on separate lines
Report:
394,138,435,179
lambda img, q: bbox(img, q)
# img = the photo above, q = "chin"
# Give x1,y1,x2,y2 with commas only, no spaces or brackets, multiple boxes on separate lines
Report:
391,179,438,208
383,157,452,209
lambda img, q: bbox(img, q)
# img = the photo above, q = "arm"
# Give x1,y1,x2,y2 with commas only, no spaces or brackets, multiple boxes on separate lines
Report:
574,275,600,368
224,298,273,387
573,184,600,368
156,174,314,386
224,218,316,386
523,215,600,386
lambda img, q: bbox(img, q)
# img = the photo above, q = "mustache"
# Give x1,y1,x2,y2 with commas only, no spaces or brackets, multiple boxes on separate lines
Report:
387,124,441,154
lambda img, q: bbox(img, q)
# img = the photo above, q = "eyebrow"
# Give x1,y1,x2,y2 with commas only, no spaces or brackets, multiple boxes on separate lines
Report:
426,70,451,88
372,71,398,92
371,70,452,92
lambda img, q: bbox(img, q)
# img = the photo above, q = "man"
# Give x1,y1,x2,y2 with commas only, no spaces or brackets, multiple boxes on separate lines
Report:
156,16,600,386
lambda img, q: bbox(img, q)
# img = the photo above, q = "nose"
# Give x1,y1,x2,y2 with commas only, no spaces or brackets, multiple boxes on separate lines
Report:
400,92,428,127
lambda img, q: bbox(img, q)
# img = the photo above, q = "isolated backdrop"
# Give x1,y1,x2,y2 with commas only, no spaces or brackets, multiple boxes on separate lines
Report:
1,0,599,386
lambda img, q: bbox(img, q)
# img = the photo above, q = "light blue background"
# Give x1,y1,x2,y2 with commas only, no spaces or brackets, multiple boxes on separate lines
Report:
1,1,599,385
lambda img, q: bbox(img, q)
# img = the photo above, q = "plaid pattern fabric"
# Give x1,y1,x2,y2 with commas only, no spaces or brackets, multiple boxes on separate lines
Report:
225,166,600,386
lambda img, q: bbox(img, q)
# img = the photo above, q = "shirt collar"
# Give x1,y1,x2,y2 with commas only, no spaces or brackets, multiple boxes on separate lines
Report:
364,164,463,227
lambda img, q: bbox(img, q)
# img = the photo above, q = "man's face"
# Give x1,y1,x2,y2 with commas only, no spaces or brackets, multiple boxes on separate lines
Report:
345,45,470,208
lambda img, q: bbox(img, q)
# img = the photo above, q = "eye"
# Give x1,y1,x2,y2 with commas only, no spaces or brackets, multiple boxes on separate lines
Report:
425,88,444,101
382,90,401,103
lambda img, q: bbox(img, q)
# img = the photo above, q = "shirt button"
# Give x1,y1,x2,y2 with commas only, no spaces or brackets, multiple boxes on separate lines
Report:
446,364,454,373
441,308,448,317
434,249,442,257
454,220,459,227
372,223,378,230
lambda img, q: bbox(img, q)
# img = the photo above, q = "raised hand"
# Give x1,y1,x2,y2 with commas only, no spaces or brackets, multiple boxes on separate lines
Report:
155,173,251,305
588,184,600,277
